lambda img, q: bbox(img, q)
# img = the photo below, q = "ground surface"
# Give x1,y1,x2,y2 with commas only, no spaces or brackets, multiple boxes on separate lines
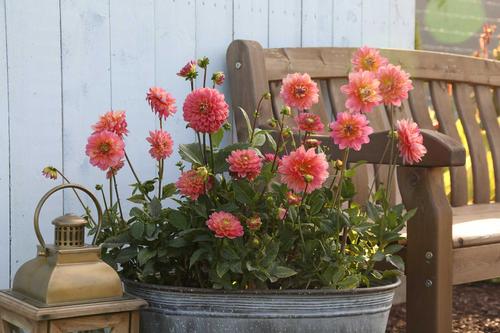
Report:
387,281,500,333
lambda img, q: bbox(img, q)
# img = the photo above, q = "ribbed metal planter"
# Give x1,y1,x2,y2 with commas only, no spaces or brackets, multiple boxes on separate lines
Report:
124,278,400,333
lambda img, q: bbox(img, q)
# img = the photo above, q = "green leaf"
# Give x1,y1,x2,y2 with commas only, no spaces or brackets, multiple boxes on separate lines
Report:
179,143,204,165
211,128,225,148
149,198,162,218
128,194,147,204
384,244,403,255
216,261,230,278
161,183,177,199
251,130,266,147
189,248,207,268
264,131,277,151
338,274,360,289
137,248,157,266
232,181,253,205
168,238,188,248
129,221,145,239
238,107,253,139
115,246,137,263
168,210,188,230
386,254,405,271
271,266,297,278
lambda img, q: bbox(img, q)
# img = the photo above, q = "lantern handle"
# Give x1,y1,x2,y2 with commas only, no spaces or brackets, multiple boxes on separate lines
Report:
34,183,103,254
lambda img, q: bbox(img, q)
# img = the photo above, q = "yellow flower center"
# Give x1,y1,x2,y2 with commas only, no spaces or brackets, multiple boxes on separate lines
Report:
99,143,111,153
342,122,358,137
199,102,209,113
362,57,375,71
359,86,374,102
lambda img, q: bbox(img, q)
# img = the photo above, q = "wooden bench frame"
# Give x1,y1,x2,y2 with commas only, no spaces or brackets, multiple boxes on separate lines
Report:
227,39,500,333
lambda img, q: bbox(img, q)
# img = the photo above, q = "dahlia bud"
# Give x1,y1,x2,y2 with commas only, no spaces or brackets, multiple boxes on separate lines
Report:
287,191,302,206
263,92,272,100
334,159,343,170
177,60,197,80
283,128,292,138
267,118,278,128
303,174,314,183
246,216,262,231
223,122,232,131
277,207,287,220
42,166,58,180
388,130,398,139
196,166,209,180
197,56,209,69
305,138,320,149
280,106,291,116
95,184,103,191
266,196,274,205
211,71,225,86
250,237,261,248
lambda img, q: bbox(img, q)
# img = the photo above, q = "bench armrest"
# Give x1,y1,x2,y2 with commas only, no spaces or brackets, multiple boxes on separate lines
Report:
312,129,466,168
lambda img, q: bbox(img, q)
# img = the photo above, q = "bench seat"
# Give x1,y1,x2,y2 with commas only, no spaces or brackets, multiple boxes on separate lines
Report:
452,203,500,248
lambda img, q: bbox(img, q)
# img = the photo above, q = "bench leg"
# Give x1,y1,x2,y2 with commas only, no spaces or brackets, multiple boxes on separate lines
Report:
398,167,453,333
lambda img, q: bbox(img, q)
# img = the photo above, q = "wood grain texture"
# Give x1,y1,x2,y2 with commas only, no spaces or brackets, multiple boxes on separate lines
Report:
50,312,129,333
429,81,468,206
453,83,490,203
333,0,362,47
110,0,157,215
408,80,434,130
0,0,10,289
398,167,453,333
268,0,302,48
452,242,500,285
362,0,390,48
389,0,415,49
301,0,333,47
60,0,111,214
155,0,196,190
5,0,63,276
475,85,500,202
233,0,269,47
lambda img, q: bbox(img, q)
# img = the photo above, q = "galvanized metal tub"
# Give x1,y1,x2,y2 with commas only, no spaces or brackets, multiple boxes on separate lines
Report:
124,278,400,333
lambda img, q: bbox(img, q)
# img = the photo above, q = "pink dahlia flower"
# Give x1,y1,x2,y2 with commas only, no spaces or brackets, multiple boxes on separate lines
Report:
351,46,389,72
278,146,329,193
341,71,382,113
377,64,413,107
92,110,128,138
226,149,262,181
206,211,244,239
183,88,229,133
106,159,124,179
146,130,174,161
176,169,212,200
177,60,197,78
146,87,177,120
287,191,302,206
280,73,319,110
212,71,225,86
277,207,287,220
396,119,427,165
329,112,373,151
294,112,324,133
86,130,125,171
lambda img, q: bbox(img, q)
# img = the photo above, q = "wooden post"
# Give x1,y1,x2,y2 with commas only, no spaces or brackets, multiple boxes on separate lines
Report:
398,167,453,333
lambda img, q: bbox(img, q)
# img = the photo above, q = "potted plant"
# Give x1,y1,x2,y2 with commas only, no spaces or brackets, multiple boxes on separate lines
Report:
43,48,423,333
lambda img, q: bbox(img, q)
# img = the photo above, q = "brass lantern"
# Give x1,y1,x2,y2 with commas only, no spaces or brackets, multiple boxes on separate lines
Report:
0,184,146,333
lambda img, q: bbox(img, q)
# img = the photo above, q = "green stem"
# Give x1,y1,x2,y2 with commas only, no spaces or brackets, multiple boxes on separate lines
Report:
203,67,207,88
112,175,125,227
125,151,152,201
249,94,266,144
209,133,215,171
297,183,309,255
332,149,350,210
158,159,164,199
386,105,396,205
190,78,194,91
202,133,208,166
55,170,96,227
109,177,113,210
99,186,113,233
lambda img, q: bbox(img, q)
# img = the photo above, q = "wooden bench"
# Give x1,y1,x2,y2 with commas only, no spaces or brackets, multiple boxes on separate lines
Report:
227,39,500,333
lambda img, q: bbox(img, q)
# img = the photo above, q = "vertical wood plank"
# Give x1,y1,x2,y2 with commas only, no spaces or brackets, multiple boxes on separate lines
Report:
301,0,333,47
110,0,156,207
268,0,302,48
60,0,111,213
196,0,233,145
475,85,500,202
6,0,63,273
333,0,362,47
429,81,468,206
0,0,10,288
156,0,196,184
408,80,434,130
362,0,390,48
389,0,415,49
453,83,490,203
233,0,269,47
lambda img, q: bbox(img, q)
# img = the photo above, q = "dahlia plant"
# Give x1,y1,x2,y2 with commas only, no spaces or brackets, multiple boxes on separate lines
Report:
43,48,425,290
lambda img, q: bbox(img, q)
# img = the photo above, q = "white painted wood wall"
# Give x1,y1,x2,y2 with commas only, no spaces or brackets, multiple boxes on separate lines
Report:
0,0,415,288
